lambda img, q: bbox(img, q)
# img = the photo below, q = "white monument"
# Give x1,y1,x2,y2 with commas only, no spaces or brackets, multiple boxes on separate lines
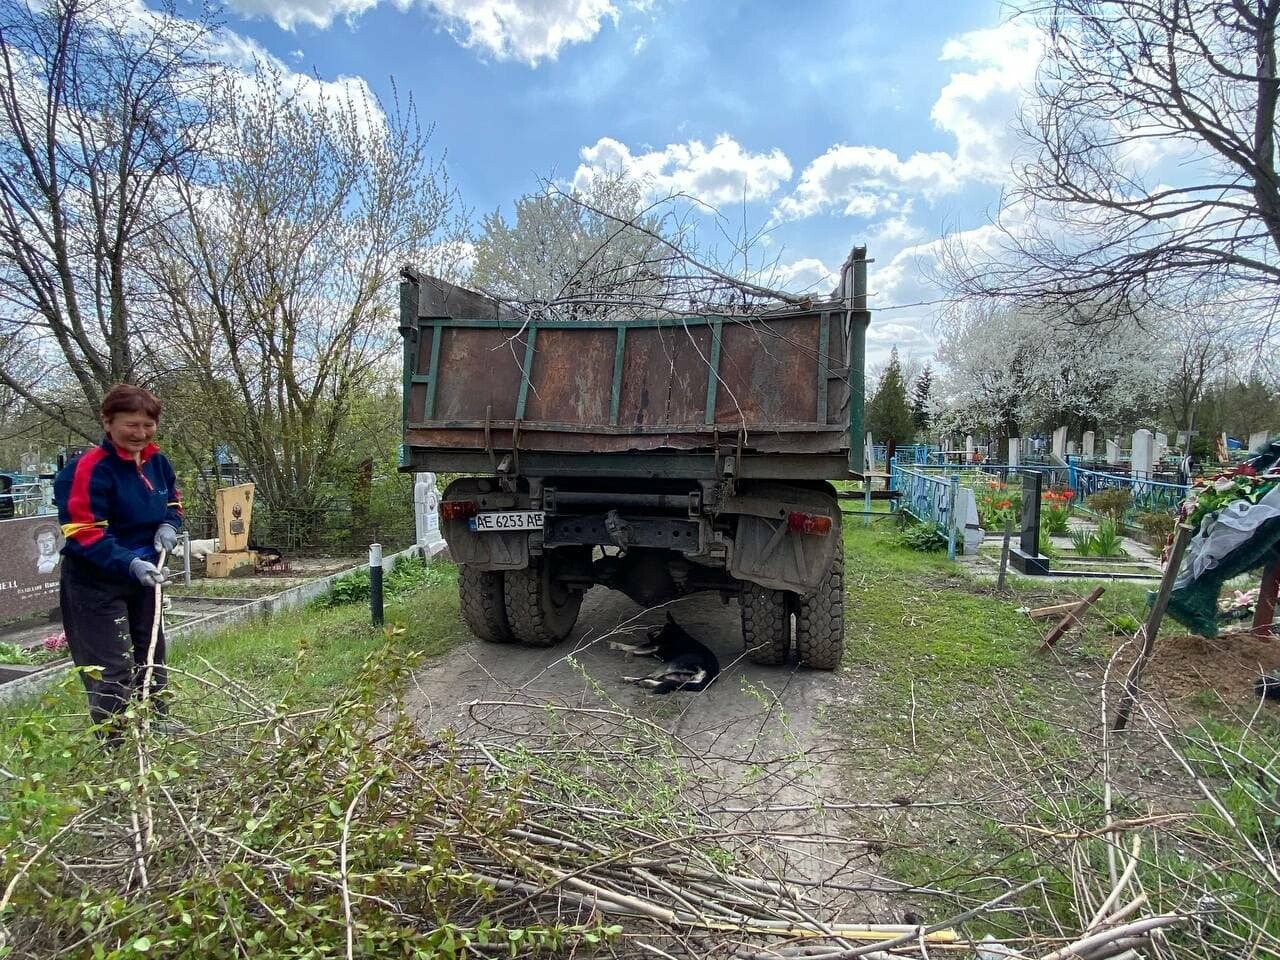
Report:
1106,439,1120,465
1008,438,1020,467
1051,426,1067,460
864,432,876,472
965,434,975,454
1082,431,1095,458
958,488,983,555
1066,439,1077,456
1131,429,1154,478
1249,430,1270,453
414,472,448,559
1154,431,1169,464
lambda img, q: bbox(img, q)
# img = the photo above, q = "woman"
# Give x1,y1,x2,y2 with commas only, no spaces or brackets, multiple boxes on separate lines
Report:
54,384,183,736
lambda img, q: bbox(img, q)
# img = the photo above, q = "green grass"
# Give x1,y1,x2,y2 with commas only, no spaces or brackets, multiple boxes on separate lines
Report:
2,563,470,724
178,563,466,706
842,524,1067,756
840,524,1280,948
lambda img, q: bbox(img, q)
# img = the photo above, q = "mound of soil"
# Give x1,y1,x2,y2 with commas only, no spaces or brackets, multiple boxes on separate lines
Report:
1124,629,1280,705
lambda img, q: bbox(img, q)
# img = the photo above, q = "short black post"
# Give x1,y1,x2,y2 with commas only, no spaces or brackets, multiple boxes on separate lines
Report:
369,542,384,626
997,517,1013,591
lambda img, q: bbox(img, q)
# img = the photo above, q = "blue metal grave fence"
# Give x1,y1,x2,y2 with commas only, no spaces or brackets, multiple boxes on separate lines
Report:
889,457,961,559
1066,459,1188,521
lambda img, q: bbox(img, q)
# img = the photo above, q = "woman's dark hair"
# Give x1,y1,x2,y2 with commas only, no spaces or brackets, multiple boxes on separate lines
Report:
100,383,162,422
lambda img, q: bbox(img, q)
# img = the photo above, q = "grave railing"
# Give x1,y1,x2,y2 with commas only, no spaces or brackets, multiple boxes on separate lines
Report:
889,459,961,559
1066,460,1188,520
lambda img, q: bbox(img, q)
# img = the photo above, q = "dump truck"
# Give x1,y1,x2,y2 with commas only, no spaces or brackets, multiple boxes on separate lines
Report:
398,247,870,668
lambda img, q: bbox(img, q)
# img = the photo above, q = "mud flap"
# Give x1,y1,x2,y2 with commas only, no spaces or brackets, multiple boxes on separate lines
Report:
727,484,840,594
443,523,529,571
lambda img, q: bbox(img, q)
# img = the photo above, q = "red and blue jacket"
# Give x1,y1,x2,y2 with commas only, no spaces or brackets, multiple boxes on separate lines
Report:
54,439,184,579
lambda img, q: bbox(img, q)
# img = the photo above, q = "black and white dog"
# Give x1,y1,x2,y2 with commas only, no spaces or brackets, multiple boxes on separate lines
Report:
610,613,720,694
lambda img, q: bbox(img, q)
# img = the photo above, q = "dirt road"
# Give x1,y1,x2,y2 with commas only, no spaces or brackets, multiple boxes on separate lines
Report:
406,585,845,761
405,586,893,919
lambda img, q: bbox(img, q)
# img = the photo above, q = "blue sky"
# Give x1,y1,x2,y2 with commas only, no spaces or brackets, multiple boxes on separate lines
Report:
211,0,1043,366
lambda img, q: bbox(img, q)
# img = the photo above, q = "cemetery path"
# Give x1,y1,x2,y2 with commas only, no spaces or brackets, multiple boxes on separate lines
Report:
404,587,888,913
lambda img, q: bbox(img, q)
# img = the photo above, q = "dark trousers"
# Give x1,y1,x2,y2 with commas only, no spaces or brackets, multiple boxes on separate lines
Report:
60,558,168,733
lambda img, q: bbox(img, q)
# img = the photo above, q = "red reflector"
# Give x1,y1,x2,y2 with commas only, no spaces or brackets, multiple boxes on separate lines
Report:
441,500,477,521
788,511,832,535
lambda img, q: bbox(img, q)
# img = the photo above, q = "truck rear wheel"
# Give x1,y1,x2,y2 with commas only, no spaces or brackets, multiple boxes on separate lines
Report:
504,555,582,647
458,566,514,644
794,536,844,670
741,585,790,665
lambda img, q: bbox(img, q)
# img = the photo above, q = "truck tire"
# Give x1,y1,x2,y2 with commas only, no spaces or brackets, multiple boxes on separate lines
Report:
741,584,790,665
458,566,514,644
794,536,844,670
504,556,581,647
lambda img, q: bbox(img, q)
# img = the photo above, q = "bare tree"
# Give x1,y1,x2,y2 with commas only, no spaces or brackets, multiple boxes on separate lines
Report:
469,172,670,317
0,0,218,437
148,63,465,513
469,174,809,322
1161,316,1229,433
944,0,1280,328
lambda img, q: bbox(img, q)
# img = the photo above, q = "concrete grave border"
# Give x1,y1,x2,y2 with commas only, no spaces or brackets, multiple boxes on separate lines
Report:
0,544,427,706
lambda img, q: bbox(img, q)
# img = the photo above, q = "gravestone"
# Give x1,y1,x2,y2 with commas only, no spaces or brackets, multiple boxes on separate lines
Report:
965,434,975,456
1154,431,1168,464
1249,430,1270,453
1052,426,1067,459
1131,429,1154,478
1082,431,1095,457
1010,470,1049,575
864,432,875,474
414,472,448,558
1106,439,1121,465
1066,439,1077,456
0,515,64,618
959,488,983,555
207,483,256,578
1008,438,1020,467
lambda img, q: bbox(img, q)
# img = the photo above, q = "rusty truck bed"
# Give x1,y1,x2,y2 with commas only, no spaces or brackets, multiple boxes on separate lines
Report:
399,264,870,480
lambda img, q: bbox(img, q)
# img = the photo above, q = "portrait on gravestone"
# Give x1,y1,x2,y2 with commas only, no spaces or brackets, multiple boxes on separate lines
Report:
0,516,64,618
33,521,63,574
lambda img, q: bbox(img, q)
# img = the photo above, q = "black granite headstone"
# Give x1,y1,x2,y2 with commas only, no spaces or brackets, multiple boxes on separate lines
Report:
1019,470,1042,555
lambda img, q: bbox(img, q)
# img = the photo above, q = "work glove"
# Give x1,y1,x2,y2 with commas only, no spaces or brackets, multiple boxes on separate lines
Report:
154,523,179,554
129,558,167,588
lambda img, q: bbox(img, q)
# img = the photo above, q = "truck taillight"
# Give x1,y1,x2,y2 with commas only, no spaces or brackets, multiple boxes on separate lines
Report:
441,500,478,521
788,511,832,535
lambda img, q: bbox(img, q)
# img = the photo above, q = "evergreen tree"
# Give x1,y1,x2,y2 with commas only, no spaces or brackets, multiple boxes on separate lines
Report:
866,348,916,444
911,364,933,432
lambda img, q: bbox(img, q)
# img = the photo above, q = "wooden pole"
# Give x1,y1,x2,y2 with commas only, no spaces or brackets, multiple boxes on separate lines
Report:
997,517,1013,591
1252,557,1280,639
1113,524,1193,732
1041,586,1105,649
1028,600,1086,619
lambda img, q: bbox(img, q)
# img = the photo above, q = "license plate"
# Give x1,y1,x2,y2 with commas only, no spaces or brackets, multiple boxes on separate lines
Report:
470,511,545,532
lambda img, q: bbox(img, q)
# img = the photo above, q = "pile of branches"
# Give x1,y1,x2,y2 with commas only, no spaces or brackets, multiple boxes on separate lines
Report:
0,640,1224,958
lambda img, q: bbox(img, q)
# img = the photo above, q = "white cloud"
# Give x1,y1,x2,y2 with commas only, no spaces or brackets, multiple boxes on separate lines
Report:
769,257,837,295
932,20,1043,181
774,20,1044,224
772,145,955,222
423,0,618,65
225,0,377,30
210,31,388,138
223,0,625,62
573,134,792,206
